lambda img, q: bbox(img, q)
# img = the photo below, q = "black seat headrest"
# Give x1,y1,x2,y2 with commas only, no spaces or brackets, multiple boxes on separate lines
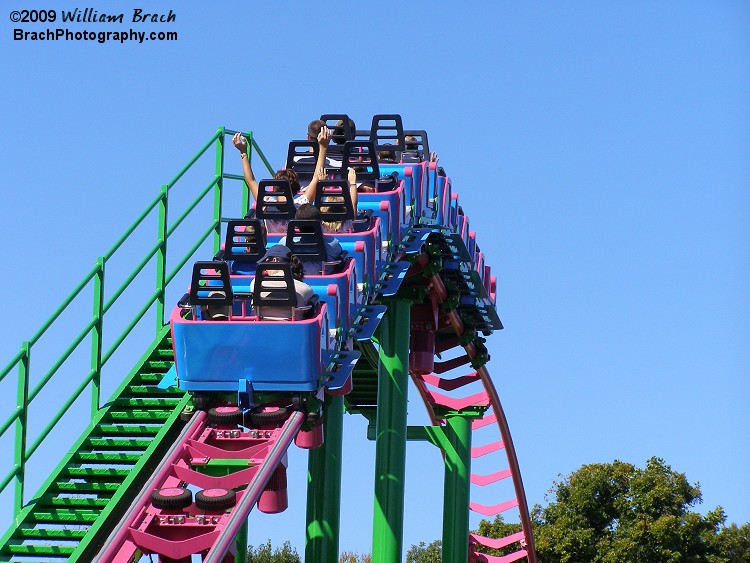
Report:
403,129,429,162
321,114,356,146
189,261,233,307
314,180,355,225
343,141,380,184
285,141,319,181
285,220,327,265
370,114,405,161
256,179,296,221
223,219,266,263
253,260,297,319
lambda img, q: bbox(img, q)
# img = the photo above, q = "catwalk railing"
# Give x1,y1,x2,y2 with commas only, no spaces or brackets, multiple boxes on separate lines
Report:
0,128,273,520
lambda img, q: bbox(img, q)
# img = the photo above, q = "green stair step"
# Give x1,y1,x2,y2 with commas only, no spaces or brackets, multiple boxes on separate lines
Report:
112,397,182,408
142,366,174,372
137,375,170,384
5,544,75,556
30,510,99,524
145,360,172,370
37,497,110,509
73,452,142,463
352,374,378,381
105,410,175,421
17,528,88,540
134,373,163,383
0,330,181,562
124,385,182,396
151,348,174,359
62,467,130,480
53,482,121,493
83,437,152,449
93,424,161,436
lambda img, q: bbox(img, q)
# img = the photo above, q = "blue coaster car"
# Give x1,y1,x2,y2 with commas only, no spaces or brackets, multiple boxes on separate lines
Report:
171,261,356,402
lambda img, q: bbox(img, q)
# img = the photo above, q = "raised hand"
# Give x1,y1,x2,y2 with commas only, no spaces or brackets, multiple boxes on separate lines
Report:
232,132,248,154
317,126,332,148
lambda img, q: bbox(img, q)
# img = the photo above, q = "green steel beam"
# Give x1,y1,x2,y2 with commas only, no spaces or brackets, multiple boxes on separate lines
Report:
235,521,248,563
441,414,473,563
305,395,344,563
371,299,410,563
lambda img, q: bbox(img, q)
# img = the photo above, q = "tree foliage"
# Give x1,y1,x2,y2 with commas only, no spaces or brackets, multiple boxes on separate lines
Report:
716,522,750,562
339,551,372,563
531,457,748,563
405,540,442,563
246,539,300,563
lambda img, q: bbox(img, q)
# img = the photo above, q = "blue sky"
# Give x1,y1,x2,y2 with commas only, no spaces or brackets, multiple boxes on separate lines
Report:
1,0,748,556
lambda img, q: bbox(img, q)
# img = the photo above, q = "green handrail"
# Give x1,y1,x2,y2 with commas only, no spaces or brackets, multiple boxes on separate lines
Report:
0,127,274,520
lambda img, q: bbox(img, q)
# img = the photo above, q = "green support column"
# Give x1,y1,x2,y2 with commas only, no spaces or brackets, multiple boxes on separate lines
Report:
442,414,473,563
235,520,247,563
372,299,410,563
305,395,344,563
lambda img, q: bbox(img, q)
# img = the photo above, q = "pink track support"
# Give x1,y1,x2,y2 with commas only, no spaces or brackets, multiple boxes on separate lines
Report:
472,550,529,563
405,264,538,563
470,468,513,486
470,531,525,550
92,409,305,562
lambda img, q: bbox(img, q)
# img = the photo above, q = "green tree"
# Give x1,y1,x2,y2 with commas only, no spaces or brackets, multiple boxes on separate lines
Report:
339,551,372,563
531,457,743,563
715,521,750,562
246,539,300,563
405,539,442,563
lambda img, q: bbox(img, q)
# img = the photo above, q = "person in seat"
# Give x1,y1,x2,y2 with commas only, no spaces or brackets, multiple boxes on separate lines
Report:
249,245,313,320
307,119,326,141
232,126,332,220
280,204,344,274
203,290,231,321
320,167,358,234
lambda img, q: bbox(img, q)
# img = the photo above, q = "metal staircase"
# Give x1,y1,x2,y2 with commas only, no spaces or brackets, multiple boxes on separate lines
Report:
0,327,189,561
